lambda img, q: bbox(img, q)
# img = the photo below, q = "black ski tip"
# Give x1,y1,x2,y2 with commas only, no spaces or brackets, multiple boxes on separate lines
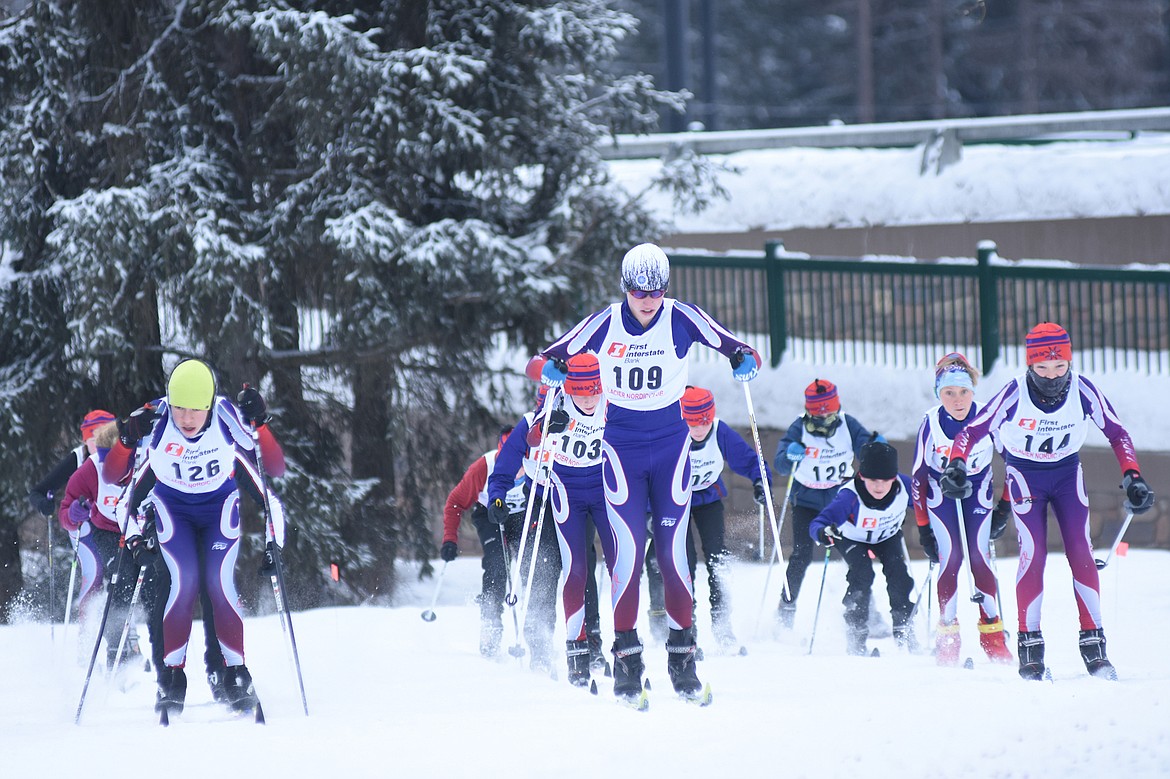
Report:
870,647,881,657
589,680,598,696
144,659,152,673
643,678,652,691
159,707,170,727
696,647,705,662
737,645,748,656
254,702,266,725
963,657,975,670
604,662,612,678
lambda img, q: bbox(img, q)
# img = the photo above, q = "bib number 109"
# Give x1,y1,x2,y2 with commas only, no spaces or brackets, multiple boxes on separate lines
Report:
612,366,662,391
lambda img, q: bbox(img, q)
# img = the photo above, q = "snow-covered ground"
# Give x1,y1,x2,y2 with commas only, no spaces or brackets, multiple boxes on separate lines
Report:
4,549,1168,778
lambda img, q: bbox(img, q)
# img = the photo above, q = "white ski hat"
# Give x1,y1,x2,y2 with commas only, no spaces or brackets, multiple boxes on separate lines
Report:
620,243,670,292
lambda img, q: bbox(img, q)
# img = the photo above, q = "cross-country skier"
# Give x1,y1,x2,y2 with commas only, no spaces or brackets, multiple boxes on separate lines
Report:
539,242,761,703
485,389,565,673
673,385,768,653
441,425,527,658
103,359,285,714
809,441,918,656
56,418,144,669
521,353,612,686
942,322,1155,680
911,353,1013,666
771,380,882,629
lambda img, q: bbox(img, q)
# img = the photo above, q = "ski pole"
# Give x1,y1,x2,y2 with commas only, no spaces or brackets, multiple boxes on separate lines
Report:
1094,510,1135,570
516,473,557,657
249,416,309,716
757,504,765,561
75,542,128,724
504,388,560,643
987,539,1007,638
754,472,795,636
742,383,793,603
420,561,448,622
108,562,148,680
954,498,983,603
904,561,936,631
62,543,79,649
806,546,833,655
48,512,56,640
499,527,524,657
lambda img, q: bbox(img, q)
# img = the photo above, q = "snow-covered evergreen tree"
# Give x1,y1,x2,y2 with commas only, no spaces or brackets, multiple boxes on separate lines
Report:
0,0,705,609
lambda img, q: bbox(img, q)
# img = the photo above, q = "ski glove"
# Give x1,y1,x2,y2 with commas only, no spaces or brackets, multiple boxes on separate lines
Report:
729,347,761,382
785,442,806,463
126,534,158,568
917,524,939,564
237,385,269,427
440,541,458,562
65,498,90,531
28,489,54,517
118,405,158,449
488,498,510,526
752,479,769,507
990,498,1012,540
1122,471,1155,515
816,524,842,546
540,357,568,388
938,459,972,500
546,407,571,437
259,541,278,575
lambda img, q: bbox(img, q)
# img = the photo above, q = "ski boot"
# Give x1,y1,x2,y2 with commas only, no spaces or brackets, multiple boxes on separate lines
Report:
935,620,961,666
1018,630,1046,681
206,657,229,703
611,630,645,701
842,626,870,655
712,617,739,654
978,617,1014,664
587,629,610,676
223,664,259,713
776,600,796,630
893,624,920,654
566,639,591,688
1078,628,1117,680
666,627,703,697
479,618,503,658
154,666,187,715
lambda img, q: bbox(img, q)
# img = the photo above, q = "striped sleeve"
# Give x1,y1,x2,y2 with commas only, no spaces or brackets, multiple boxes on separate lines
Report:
1077,375,1141,474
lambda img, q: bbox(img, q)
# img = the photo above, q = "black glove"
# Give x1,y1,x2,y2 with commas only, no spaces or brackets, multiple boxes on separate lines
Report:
752,479,768,507
237,385,269,427
118,405,158,448
259,541,277,575
440,541,458,562
939,459,972,500
816,524,842,546
488,498,510,526
990,498,1012,540
126,534,158,567
918,524,939,564
28,489,54,517
546,407,571,436
1122,470,1155,515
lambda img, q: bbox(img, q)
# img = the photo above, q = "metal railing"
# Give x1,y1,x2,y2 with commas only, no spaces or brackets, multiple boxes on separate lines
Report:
668,241,1170,375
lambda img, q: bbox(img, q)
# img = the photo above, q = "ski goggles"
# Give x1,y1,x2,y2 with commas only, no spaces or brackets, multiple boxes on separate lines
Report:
629,288,666,299
803,412,842,437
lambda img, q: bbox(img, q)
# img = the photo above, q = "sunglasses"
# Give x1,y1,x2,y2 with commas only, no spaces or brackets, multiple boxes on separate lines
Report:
629,288,666,299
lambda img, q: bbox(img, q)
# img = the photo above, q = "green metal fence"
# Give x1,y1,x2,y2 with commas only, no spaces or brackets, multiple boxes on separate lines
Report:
668,241,1170,375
